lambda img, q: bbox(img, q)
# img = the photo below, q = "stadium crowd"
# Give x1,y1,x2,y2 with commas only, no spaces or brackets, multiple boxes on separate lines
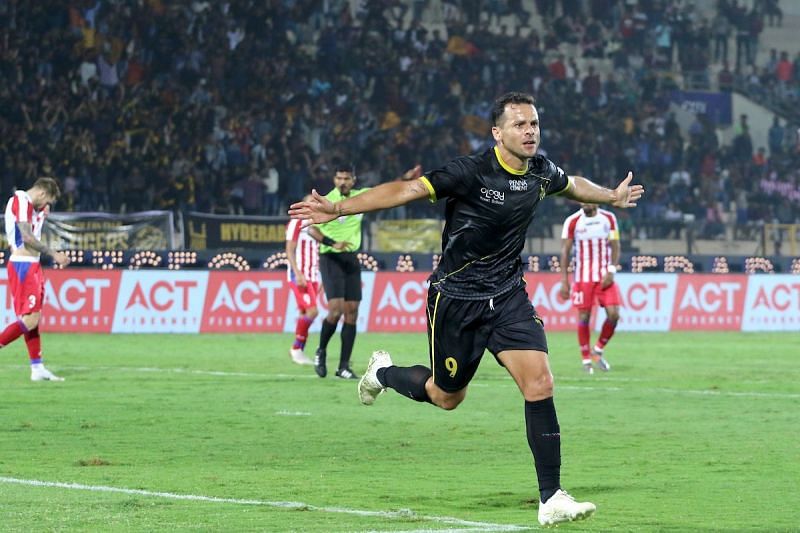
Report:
0,0,798,242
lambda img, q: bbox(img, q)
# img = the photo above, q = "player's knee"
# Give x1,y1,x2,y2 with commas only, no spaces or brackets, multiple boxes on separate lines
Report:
606,311,620,323
429,386,466,411
435,394,464,411
522,372,554,401
20,313,40,330
306,308,319,320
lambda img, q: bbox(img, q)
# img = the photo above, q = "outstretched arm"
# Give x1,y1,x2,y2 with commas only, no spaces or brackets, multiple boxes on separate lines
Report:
564,171,644,208
289,178,430,224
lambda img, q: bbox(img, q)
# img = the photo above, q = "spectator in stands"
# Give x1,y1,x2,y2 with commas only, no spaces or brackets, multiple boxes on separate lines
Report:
0,0,794,245
762,0,783,27
718,61,735,92
241,171,265,216
663,202,684,238
732,125,754,164
768,116,785,156
712,10,732,64
775,51,794,97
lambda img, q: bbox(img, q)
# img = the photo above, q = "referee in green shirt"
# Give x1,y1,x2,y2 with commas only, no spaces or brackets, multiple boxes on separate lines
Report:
308,162,420,379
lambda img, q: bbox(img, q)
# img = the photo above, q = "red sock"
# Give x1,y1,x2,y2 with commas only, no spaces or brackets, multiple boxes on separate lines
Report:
596,319,617,349
0,320,26,347
24,327,42,364
293,315,314,350
577,320,591,361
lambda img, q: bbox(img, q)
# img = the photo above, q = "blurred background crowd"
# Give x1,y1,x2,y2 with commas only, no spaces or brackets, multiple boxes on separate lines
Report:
0,0,798,243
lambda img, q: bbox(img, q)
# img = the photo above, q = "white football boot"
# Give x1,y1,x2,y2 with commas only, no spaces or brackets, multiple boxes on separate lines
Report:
591,346,611,372
358,350,393,405
538,489,596,526
31,364,65,382
289,348,313,365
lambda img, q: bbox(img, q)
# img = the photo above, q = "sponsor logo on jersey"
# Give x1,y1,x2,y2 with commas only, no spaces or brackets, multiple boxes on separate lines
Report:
479,187,505,205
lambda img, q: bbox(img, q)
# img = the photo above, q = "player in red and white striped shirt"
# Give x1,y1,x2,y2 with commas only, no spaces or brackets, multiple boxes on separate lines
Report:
559,203,621,373
2,177,70,381
285,200,321,365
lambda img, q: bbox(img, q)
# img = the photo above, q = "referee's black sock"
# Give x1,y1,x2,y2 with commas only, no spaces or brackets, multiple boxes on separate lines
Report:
339,323,356,369
525,397,561,504
319,319,337,351
377,365,432,404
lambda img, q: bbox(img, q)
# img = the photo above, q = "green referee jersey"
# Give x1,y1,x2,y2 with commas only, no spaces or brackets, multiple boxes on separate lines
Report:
317,187,369,254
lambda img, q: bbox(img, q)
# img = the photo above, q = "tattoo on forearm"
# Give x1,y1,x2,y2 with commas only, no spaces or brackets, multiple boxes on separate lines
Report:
19,224,51,256
27,238,51,255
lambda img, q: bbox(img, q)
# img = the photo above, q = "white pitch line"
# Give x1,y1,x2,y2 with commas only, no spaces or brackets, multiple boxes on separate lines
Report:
0,476,529,532
2,364,798,399
556,384,800,399
0,364,317,379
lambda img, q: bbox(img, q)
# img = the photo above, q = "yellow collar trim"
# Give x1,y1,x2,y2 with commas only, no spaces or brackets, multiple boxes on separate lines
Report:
493,146,527,175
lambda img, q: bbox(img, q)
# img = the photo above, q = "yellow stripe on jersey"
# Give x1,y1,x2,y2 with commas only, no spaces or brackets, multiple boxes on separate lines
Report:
419,176,437,202
552,175,573,196
493,146,527,175
430,251,498,288
428,291,442,383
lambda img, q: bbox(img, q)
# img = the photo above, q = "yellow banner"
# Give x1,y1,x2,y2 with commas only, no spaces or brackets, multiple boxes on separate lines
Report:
374,219,442,252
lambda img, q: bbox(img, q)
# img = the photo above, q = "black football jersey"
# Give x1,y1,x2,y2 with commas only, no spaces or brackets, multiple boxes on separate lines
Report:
420,146,570,299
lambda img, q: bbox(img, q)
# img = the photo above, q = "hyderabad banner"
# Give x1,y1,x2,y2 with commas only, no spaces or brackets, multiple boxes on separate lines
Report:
0,270,796,333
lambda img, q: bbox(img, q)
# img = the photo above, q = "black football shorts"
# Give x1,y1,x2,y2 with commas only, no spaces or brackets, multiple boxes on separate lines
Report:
319,252,362,301
426,284,548,392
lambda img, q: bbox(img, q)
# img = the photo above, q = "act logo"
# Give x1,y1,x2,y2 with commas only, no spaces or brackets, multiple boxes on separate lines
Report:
45,278,112,312
672,276,744,330
623,282,669,311
610,275,676,331
125,280,199,311
678,281,741,312
376,280,427,313
528,281,572,313
210,280,283,312
750,282,800,311
369,274,428,330
525,274,574,331
742,277,800,331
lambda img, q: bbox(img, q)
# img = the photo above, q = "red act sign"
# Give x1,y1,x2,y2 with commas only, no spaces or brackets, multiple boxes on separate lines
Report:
0,269,793,333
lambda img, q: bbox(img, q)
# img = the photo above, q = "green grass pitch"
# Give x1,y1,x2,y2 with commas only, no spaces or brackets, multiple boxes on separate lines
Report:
0,332,797,531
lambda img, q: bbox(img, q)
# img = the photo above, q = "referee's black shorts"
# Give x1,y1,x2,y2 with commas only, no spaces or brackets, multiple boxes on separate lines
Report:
426,284,548,392
319,252,362,301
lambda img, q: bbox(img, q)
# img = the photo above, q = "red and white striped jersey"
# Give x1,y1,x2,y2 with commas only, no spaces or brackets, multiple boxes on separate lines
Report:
561,208,619,283
285,219,320,283
5,190,47,257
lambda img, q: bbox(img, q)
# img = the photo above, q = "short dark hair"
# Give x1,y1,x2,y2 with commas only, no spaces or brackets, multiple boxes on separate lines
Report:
33,176,61,200
491,92,536,126
332,159,355,177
